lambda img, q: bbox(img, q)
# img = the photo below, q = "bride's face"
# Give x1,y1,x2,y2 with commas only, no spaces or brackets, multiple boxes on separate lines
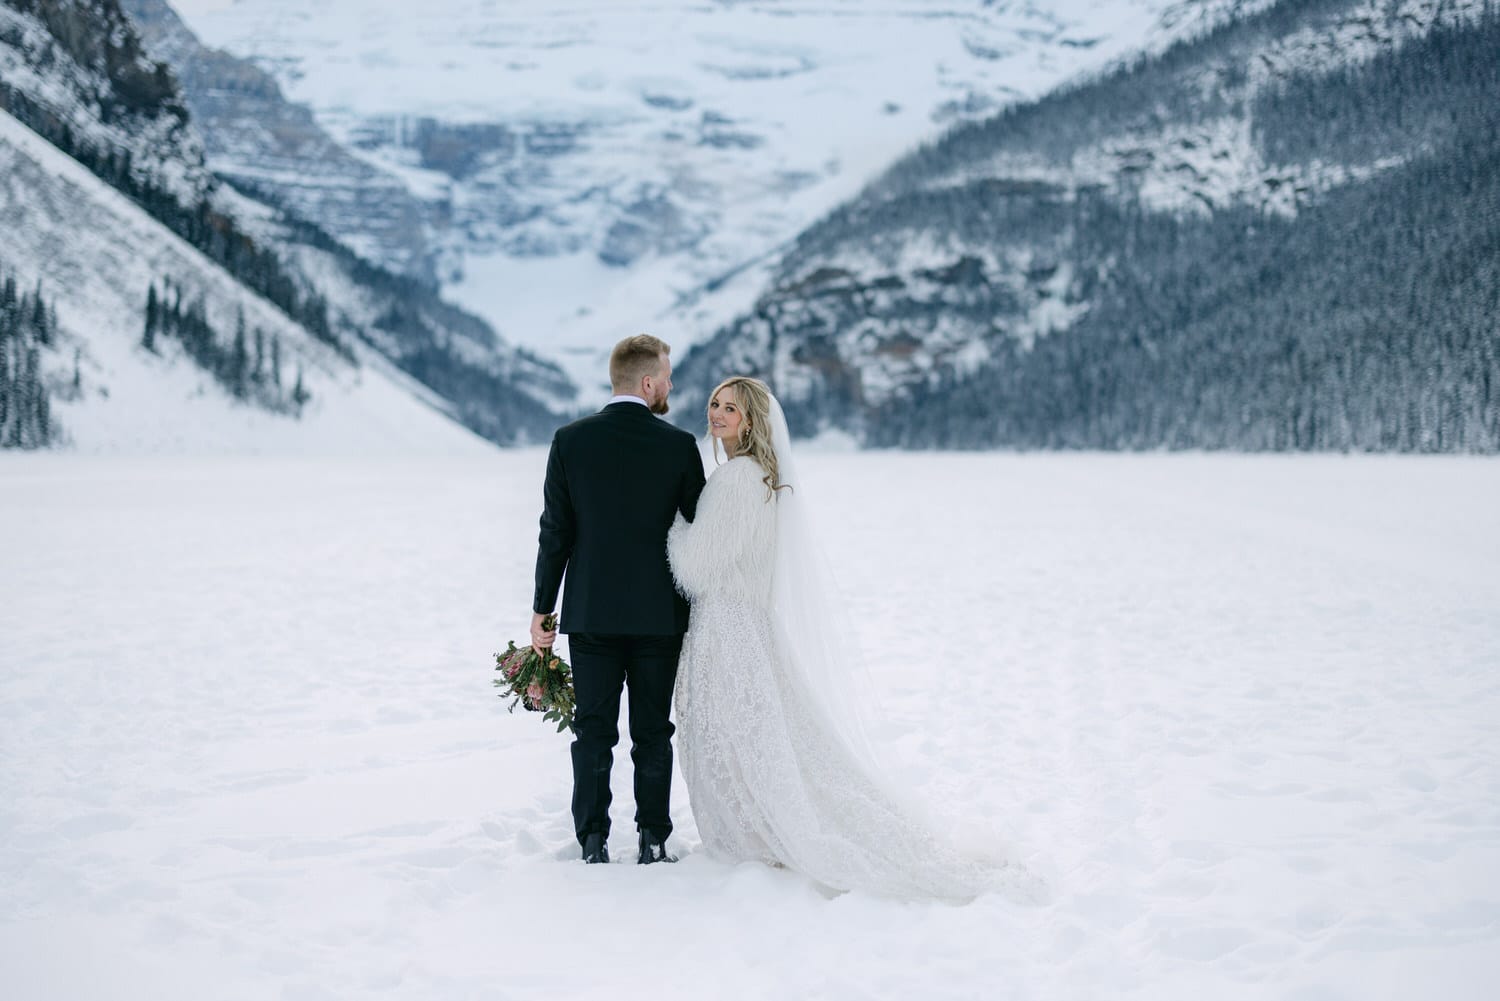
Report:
708,387,745,444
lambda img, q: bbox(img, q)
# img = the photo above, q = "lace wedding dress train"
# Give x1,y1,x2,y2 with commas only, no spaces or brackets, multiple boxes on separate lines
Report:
667,454,1041,903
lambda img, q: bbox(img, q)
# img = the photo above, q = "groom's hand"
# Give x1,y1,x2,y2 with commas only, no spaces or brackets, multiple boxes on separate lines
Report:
530,612,557,653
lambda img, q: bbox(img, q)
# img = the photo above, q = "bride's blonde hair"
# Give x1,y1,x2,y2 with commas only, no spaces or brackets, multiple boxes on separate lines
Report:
708,376,789,499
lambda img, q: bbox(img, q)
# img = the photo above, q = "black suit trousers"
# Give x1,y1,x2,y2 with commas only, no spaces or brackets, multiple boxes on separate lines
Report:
568,632,682,846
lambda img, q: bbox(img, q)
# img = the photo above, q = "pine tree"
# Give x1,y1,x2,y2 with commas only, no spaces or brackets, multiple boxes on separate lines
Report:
0,265,59,449
0,339,10,431
32,282,47,346
143,283,159,352
230,309,249,397
291,365,309,413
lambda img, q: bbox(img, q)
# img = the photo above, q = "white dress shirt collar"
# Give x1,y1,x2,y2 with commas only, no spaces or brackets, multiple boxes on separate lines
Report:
608,395,650,408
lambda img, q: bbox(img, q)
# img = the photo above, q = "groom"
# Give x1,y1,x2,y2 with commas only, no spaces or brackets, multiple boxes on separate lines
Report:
530,334,707,864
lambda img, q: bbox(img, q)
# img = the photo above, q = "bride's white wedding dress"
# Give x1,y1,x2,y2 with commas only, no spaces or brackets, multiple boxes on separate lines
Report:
666,410,1041,903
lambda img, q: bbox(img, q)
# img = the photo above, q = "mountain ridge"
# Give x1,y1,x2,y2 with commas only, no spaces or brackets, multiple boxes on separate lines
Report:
670,0,1500,452
164,0,1194,393
1,0,572,450
0,102,488,453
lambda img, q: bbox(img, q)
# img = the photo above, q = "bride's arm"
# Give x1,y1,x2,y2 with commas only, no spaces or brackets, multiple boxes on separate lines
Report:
667,459,769,597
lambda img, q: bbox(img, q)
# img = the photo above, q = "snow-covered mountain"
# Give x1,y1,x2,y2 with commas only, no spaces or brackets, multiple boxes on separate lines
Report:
0,0,570,451
119,0,437,280
7,0,1489,453
0,105,483,453
670,0,1500,451
164,0,1201,395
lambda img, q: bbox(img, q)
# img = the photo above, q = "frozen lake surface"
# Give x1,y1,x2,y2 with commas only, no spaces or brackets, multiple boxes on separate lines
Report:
3,452,1498,1000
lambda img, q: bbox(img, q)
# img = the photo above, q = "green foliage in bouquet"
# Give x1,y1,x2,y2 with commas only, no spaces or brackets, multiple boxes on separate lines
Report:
494,614,576,733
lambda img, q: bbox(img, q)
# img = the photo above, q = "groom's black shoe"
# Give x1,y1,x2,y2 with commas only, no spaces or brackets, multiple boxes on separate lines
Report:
582,832,609,864
638,831,678,865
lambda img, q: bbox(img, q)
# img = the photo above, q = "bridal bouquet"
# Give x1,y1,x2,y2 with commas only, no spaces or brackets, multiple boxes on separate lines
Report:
494,614,576,733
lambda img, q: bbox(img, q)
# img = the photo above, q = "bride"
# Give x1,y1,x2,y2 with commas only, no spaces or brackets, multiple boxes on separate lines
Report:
666,376,1042,902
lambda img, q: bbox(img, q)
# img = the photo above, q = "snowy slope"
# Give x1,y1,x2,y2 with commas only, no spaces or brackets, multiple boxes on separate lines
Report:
667,0,1500,448
0,0,210,206
120,0,440,281
3,451,1498,999
0,108,489,455
886,0,1481,216
167,0,1196,395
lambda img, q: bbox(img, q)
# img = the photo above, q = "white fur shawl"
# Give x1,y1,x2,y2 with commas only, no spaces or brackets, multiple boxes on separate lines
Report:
667,456,777,605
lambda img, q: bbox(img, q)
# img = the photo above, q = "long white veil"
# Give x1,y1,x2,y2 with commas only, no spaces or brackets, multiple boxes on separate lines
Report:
760,395,913,792
765,395,1041,884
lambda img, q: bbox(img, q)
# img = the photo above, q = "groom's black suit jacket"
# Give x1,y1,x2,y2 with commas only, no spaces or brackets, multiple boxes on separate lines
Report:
534,402,707,635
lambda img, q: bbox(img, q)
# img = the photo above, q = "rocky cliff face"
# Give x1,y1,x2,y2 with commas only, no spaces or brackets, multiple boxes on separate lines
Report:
1,0,572,448
120,0,437,282
0,0,206,202
671,0,1500,452
158,0,1196,392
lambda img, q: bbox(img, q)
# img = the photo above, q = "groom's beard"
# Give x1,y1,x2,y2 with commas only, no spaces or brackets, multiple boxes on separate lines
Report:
650,396,670,416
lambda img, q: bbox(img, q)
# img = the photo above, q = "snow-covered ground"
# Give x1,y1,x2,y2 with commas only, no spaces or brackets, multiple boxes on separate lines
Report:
3,452,1498,1000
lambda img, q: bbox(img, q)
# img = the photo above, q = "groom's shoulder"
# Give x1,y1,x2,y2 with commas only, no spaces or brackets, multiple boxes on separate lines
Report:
635,416,699,452
554,411,605,438
553,408,621,438
553,408,695,444
657,418,698,443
